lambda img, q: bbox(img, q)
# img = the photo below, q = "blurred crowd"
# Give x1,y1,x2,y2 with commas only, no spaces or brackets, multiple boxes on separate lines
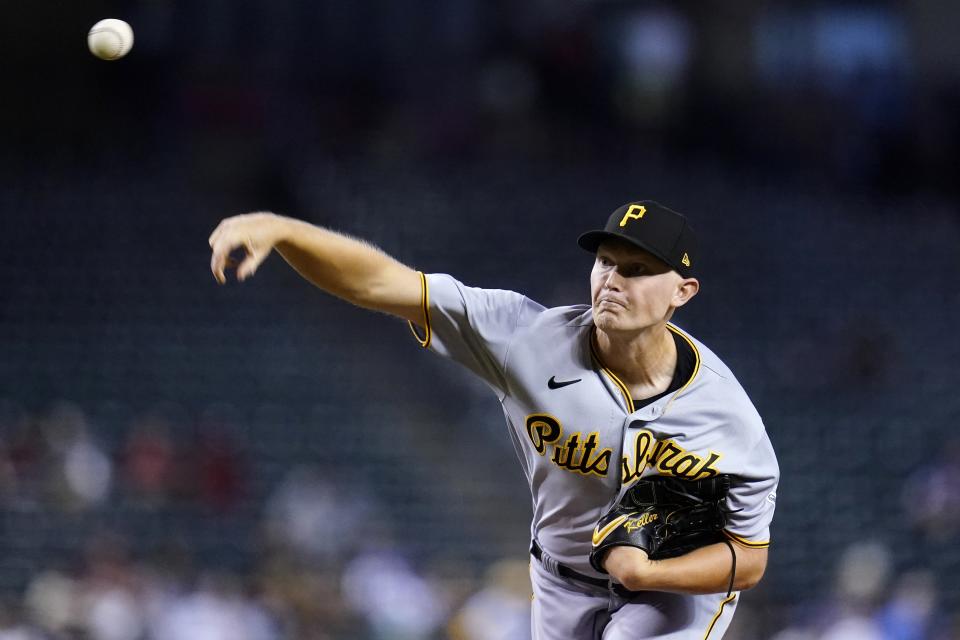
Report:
757,542,957,640
0,400,958,639
0,402,241,514
7,2,960,197
0,533,534,640
0,400,536,640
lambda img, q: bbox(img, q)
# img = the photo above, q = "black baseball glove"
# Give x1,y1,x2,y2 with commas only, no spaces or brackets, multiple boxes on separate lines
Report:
589,474,733,573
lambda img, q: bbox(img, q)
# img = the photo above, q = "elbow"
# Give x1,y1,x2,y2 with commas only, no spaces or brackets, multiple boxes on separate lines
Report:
343,281,376,306
734,571,763,591
351,265,413,309
732,554,767,591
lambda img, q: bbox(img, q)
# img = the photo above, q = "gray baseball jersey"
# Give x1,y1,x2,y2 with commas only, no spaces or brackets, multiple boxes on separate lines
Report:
409,272,779,639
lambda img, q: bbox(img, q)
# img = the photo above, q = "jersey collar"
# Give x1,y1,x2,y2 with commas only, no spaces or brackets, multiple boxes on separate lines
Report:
588,323,701,418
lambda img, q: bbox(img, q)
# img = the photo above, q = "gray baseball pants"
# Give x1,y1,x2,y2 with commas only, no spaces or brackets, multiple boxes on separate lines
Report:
530,552,738,639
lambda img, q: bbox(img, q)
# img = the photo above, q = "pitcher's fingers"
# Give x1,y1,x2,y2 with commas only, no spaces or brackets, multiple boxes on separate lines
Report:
208,220,229,248
210,253,225,284
210,240,235,284
236,249,269,282
207,218,232,247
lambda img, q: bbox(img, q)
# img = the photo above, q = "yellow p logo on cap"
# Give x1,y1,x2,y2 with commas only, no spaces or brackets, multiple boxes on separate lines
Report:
619,204,646,227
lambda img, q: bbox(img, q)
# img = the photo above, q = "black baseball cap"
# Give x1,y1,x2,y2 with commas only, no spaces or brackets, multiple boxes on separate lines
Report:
577,201,698,278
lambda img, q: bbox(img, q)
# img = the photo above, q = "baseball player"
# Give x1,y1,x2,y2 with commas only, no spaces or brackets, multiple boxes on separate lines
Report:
209,201,779,639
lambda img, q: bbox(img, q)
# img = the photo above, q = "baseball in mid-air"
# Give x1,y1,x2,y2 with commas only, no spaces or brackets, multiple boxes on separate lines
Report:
87,19,134,61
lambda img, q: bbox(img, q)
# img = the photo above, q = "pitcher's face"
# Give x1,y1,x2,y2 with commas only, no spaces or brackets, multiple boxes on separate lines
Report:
590,240,696,335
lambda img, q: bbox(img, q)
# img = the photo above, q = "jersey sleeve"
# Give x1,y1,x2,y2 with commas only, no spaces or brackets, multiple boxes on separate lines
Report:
723,433,779,549
407,272,545,396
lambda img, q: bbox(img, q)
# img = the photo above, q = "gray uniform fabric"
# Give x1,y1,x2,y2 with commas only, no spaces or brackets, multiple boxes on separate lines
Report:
410,273,779,639
529,559,738,640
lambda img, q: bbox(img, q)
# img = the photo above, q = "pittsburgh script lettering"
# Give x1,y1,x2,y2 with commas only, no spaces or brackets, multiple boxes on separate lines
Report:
621,428,721,483
524,414,612,478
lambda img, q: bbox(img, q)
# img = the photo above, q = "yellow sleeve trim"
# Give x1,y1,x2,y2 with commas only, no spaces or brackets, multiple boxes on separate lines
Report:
723,530,770,548
407,271,432,348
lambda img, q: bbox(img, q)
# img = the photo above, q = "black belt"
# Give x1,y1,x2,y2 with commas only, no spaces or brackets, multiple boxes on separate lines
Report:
530,539,609,589
530,540,640,598
531,539,735,599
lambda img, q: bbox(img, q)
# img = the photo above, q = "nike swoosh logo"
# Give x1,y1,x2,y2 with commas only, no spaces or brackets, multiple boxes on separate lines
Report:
592,514,629,546
548,376,582,390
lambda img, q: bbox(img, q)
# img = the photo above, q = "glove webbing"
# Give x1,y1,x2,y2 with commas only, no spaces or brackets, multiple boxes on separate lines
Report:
623,475,731,509
661,502,729,536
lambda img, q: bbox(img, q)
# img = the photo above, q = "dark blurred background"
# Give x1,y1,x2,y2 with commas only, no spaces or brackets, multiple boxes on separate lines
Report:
1,1,959,639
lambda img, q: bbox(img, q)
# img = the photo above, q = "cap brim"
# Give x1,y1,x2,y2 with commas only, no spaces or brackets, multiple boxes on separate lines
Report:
577,230,612,253
577,230,677,272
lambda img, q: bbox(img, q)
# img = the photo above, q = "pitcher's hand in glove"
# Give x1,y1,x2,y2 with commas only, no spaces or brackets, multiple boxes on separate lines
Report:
589,475,732,574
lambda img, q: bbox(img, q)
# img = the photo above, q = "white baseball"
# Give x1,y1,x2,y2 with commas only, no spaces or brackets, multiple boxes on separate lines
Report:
87,19,134,61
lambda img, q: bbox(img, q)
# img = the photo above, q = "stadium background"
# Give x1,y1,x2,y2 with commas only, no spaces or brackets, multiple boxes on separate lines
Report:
2,1,959,638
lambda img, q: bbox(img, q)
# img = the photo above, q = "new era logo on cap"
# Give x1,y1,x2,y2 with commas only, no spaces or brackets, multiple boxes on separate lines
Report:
577,201,698,278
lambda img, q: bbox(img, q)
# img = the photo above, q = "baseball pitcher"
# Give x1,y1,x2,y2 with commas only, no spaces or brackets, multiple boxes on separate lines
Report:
208,201,779,639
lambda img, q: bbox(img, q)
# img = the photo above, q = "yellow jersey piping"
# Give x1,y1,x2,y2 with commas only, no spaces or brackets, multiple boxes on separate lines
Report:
723,530,770,548
589,330,635,413
590,323,701,414
407,271,432,348
662,323,701,415
702,593,736,640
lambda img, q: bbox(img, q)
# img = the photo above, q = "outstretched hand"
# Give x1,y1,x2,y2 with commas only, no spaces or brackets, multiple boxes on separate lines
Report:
208,212,283,284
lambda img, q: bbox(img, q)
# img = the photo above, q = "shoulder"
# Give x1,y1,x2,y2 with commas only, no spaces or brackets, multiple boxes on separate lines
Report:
426,275,590,322
424,274,594,336
522,304,593,329
426,273,543,316
673,327,737,381
669,324,766,439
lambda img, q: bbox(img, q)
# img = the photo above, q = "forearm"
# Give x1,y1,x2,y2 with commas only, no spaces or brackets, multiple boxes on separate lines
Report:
272,217,415,306
209,212,423,322
605,542,766,595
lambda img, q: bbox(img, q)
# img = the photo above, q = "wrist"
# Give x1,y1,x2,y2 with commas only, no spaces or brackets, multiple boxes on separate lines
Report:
268,213,300,247
605,546,653,591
